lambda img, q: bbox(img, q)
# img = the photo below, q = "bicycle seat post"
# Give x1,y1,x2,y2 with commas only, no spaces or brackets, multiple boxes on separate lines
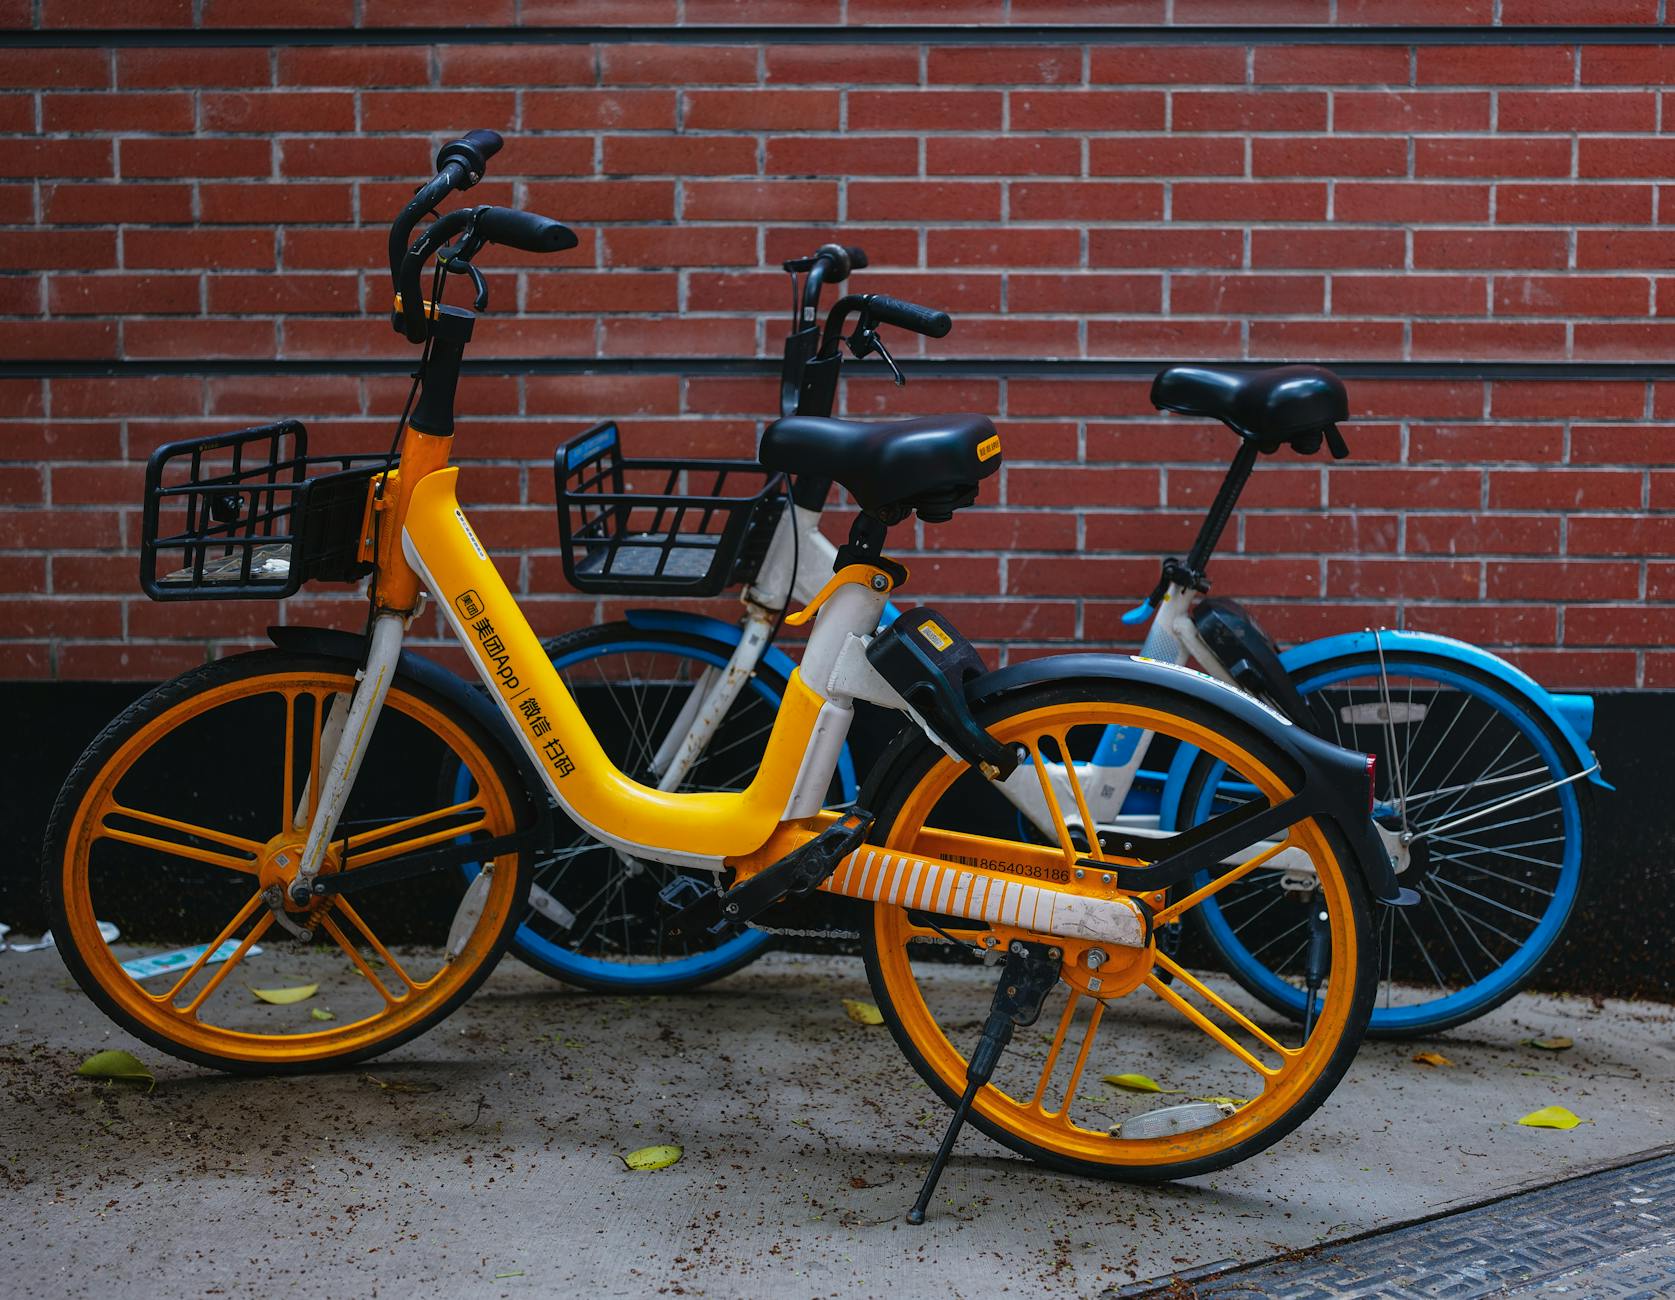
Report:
1183,437,1260,585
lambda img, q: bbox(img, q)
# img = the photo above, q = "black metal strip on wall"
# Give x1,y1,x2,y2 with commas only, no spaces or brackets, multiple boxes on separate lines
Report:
4,25,1675,48
4,358,1675,382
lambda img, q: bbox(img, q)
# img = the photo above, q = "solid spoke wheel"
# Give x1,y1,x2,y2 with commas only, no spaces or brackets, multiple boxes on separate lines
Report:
1179,651,1590,1038
44,650,532,1074
456,623,856,994
862,680,1374,1183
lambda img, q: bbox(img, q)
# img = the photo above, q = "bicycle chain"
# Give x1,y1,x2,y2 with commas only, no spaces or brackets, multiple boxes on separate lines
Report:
747,924,861,940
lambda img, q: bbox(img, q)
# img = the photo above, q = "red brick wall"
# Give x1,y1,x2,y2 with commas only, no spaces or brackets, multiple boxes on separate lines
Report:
3,9,1673,686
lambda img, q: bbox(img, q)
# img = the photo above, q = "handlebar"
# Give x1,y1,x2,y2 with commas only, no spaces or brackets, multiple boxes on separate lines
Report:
472,206,577,254
784,243,868,282
388,130,503,282
817,293,954,358
389,130,577,343
864,294,952,339
435,129,502,186
394,202,578,342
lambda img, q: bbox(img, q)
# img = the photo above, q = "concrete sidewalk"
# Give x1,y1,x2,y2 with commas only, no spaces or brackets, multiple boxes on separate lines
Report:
1,949,1671,1298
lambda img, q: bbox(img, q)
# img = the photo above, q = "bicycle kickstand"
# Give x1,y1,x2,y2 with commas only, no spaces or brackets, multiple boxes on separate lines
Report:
1301,896,1331,1042
905,939,1062,1226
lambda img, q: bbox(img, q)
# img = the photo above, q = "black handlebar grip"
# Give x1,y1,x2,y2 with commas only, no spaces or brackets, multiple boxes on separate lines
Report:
846,245,869,270
435,129,504,188
813,243,854,282
866,294,952,339
473,206,580,254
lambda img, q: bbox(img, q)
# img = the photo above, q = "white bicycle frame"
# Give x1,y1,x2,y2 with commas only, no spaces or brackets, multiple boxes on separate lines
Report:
598,502,1304,877
643,502,843,792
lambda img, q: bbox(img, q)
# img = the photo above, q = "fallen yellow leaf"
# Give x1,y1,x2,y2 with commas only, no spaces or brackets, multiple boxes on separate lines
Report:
842,999,884,1026
1524,1036,1573,1052
620,1144,682,1171
1412,1051,1455,1068
1518,1105,1584,1130
250,983,319,1005
1101,1072,1182,1094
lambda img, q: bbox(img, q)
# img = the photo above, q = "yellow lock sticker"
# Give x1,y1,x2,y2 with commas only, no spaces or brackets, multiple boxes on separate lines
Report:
918,619,954,652
977,434,1001,462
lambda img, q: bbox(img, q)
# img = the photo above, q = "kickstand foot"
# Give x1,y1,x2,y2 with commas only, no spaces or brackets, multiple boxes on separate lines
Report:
904,939,1061,1226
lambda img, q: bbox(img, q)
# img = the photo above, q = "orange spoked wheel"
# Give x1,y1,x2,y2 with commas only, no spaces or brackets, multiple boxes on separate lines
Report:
43,650,533,1074
860,679,1375,1184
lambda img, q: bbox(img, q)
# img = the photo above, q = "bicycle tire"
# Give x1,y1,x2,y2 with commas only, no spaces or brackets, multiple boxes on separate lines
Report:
44,649,534,1074
1177,649,1591,1038
861,677,1375,1183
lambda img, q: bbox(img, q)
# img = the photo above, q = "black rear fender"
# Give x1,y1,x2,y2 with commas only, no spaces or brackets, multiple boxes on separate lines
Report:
870,652,1399,904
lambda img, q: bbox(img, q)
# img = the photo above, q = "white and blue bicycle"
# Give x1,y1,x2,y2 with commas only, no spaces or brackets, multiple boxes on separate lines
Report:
475,252,1605,1038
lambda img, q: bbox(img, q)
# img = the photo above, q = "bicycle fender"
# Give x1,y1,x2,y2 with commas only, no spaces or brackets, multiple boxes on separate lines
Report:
623,608,806,686
960,653,1401,904
264,624,551,829
1279,629,1608,789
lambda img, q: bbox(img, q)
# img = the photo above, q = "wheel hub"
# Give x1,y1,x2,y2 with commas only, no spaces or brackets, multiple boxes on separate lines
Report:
257,836,339,909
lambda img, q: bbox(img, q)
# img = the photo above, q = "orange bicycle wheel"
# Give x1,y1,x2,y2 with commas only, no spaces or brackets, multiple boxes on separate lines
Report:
861,678,1375,1184
44,650,533,1073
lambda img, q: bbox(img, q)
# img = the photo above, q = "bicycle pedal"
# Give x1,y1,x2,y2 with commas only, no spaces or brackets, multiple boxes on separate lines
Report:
714,809,874,928
659,876,727,939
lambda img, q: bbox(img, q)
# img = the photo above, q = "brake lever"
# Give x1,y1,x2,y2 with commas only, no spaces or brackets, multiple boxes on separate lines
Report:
437,234,491,312
847,320,906,386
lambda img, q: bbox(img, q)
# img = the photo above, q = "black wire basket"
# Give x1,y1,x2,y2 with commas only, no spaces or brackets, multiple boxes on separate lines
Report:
140,419,387,601
555,421,787,597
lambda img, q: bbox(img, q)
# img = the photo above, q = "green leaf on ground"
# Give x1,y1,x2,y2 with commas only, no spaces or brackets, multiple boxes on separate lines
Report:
310,1008,335,1021
77,1049,154,1091
1523,1036,1574,1052
250,983,318,1005
620,1144,682,1171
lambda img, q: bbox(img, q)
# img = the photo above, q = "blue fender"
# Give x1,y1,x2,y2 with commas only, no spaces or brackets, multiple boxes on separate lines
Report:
1278,629,1608,789
1155,626,1609,833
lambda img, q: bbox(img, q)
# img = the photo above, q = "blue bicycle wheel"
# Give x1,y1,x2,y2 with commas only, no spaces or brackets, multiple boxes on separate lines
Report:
1176,651,1589,1037
456,622,857,993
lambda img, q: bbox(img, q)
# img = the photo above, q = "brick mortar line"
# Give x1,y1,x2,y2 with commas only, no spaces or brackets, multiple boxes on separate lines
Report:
8,26,1675,48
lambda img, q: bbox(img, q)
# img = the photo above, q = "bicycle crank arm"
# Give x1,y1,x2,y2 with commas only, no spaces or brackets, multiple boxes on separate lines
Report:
667,809,874,936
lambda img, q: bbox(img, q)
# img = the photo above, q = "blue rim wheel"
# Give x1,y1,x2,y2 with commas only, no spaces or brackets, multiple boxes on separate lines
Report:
1177,652,1589,1038
456,623,857,994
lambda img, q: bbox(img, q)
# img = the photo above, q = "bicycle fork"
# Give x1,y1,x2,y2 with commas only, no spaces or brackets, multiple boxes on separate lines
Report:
279,612,406,919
